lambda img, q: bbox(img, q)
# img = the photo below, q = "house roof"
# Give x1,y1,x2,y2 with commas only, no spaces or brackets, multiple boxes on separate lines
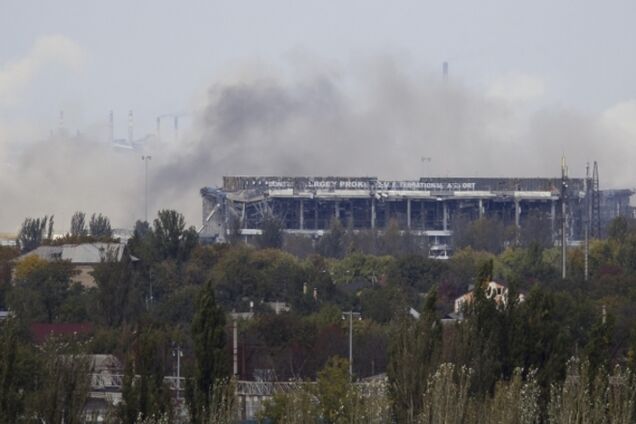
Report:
18,242,128,264
30,322,94,344
89,354,123,373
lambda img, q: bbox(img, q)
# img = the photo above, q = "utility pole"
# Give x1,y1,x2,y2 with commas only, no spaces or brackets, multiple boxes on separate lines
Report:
142,155,152,222
341,311,361,381
233,317,238,377
172,345,183,401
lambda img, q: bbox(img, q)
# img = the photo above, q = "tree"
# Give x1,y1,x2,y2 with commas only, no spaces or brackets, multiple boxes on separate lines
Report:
69,212,88,237
359,286,405,324
153,210,198,261
89,213,112,238
92,254,142,326
607,216,634,243
0,246,20,309
30,341,92,424
259,215,283,249
453,216,512,254
128,220,157,264
9,256,74,323
387,289,441,422
47,216,54,241
188,281,229,423
16,216,51,253
519,209,553,248
315,356,360,423
318,218,347,259
118,328,173,423
388,255,448,294
0,319,35,423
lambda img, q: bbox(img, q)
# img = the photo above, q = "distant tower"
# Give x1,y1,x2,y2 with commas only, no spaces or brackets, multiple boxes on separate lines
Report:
442,62,449,80
128,110,134,144
156,116,161,141
561,155,568,279
584,163,590,281
59,110,65,133
591,161,601,238
109,111,114,143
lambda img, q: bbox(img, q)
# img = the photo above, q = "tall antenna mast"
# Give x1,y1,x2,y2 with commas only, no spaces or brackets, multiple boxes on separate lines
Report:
584,163,590,281
591,162,601,238
561,155,568,279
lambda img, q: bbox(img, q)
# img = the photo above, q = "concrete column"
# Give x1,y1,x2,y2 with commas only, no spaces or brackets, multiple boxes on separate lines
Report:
407,199,412,229
371,198,376,229
299,199,304,230
551,199,556,240
335,201,340,220
314,200,319,230
421,201,426,230
350,200,354,228
478,199,484,218
442,201,448,231
514,199,521,228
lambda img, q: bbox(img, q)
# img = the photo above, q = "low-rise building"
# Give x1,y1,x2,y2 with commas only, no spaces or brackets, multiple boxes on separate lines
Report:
15,242,135,287
454,281,524,315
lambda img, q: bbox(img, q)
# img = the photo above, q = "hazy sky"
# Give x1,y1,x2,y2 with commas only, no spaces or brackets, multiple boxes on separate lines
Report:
1,0,635,232
2,0,635,134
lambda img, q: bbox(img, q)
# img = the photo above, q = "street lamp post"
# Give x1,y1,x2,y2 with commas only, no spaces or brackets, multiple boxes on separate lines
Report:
341,311,361,381
142,155,152,222
172,344,183,401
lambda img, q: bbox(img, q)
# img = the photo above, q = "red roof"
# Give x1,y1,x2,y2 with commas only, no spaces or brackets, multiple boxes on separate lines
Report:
30,323,94,344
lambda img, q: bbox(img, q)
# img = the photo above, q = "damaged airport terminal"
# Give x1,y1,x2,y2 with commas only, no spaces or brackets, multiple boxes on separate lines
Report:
200,175,634,253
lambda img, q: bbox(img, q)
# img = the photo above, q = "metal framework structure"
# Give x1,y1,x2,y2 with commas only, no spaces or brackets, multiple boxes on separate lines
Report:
200,176,636,246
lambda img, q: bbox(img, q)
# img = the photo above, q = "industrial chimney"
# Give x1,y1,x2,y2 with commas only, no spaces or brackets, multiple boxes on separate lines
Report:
109,111,114,143
128,110,134,145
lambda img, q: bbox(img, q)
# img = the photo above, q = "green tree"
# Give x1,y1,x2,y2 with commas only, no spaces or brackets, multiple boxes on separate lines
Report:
315,356,361,423
118,328,173,423
153,210,198,262
519,209,553,248
188,281,229,423
607,216,634,243
92,254,142,326
0,246,19,309
9,257,74,323
453,216,512,254
30,341,92,424
0,320,37,423
387,289,441,423
259,215,283,249
16,216,51,253
89,213,112,238
318,218,347,258
128,220,157,264
70,212,88,237
584,309,614,378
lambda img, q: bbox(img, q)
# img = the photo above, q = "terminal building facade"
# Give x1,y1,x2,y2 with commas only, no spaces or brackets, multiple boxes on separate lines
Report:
200,176,633,249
